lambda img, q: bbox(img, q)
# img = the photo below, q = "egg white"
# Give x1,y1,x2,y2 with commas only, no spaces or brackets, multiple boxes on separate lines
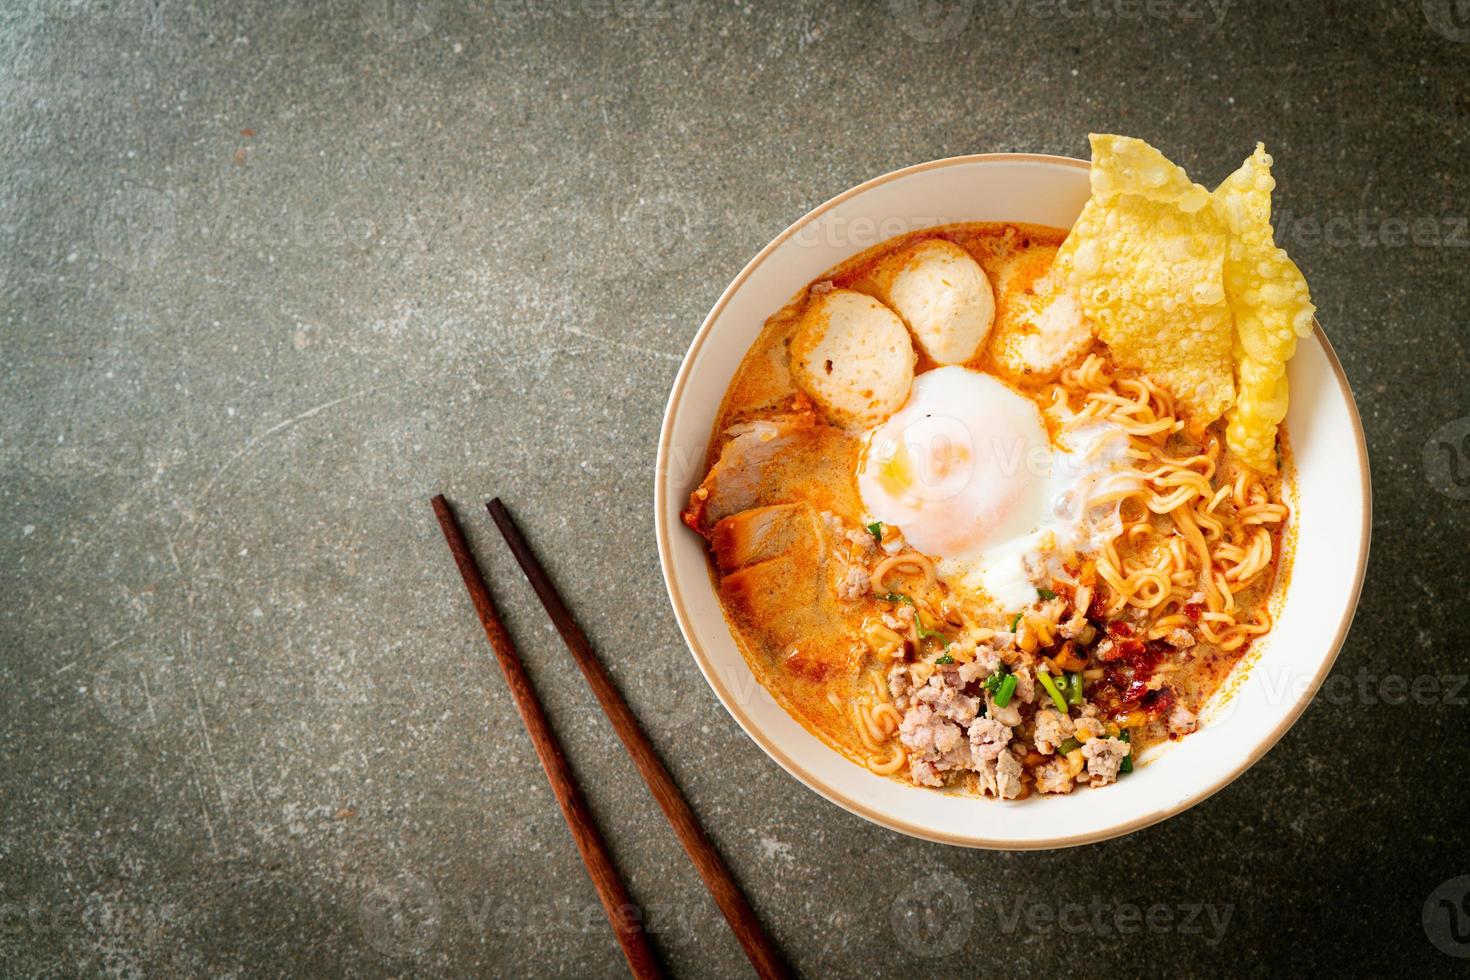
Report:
857,366,1138,611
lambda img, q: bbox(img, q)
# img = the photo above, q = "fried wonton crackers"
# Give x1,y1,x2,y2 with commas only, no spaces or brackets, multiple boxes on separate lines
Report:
1058,135,1315,470
1213,143,1316,472
1056,135,1236,425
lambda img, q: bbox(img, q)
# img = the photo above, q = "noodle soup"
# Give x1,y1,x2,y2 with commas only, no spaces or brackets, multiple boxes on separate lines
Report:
682,221,1293,799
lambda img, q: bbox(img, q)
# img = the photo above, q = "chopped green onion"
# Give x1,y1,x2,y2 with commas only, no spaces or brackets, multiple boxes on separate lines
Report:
1036,669,1069,714
917,625,950,647
879,592,948,646
935,654,955,665
1037,588,1057,600
984,669,1006,694
866,520,884,543
1120,730,1133,773
1009,612,1023,632
1065,672,1084,706
993,672,1019,708
1057,737,1081,755
884,592,949,646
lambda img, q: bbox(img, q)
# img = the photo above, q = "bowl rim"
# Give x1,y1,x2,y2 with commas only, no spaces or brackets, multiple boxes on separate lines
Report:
654,152,1372,849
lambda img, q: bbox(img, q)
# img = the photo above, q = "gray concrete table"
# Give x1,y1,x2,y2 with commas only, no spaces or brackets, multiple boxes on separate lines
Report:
3,0,1467,976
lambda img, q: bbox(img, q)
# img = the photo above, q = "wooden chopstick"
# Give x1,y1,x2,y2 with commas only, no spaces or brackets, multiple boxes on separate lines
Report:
487,498,793,980
429,495,663,980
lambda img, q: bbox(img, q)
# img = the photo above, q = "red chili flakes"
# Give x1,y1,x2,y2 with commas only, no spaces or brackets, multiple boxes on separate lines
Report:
1134,641,1164,672
1121,677,1151,704
1183,602,1203,622
1095,639,1171,708
1140,687,1176,718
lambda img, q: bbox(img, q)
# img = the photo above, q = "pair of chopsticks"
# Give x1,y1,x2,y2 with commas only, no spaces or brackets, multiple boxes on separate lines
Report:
431,496,790,980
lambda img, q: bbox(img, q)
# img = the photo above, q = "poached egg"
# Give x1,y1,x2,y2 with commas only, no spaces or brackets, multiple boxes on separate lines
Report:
856,365,1137,610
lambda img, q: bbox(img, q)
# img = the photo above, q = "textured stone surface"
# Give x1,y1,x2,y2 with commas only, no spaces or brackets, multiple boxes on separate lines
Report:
1,0,1467,976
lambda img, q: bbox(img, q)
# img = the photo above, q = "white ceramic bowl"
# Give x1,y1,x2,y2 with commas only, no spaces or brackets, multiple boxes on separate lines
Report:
655,154,1371,849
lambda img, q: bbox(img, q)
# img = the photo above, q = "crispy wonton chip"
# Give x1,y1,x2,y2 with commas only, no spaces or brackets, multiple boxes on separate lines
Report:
1056,135,1235,425
1212,143,1316,472
1084,133,1213,213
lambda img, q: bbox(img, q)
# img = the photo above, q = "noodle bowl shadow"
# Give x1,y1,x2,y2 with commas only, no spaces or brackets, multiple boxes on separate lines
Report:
655,154,1371,849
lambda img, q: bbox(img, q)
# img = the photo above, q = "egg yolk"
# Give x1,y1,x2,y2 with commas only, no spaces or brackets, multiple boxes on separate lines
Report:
859,366,1049,561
